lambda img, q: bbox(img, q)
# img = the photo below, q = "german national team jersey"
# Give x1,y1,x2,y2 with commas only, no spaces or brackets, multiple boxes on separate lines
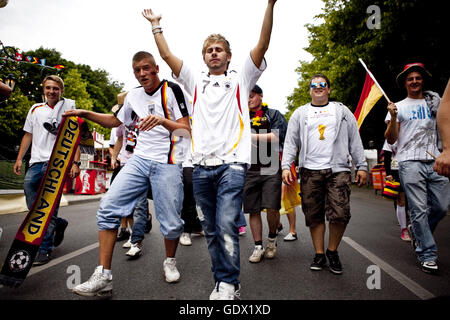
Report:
116,81,189,164
174,53,266,165
23,103,61,165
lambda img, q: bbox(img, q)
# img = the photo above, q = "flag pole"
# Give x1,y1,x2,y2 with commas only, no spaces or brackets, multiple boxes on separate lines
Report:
359,58,391,103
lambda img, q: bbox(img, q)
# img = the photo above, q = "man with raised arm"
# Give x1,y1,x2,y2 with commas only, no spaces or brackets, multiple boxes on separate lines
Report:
65,51,191,296
142,0,277,300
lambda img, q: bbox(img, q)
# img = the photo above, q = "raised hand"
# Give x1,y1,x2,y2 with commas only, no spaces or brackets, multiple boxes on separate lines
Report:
142,9,161,25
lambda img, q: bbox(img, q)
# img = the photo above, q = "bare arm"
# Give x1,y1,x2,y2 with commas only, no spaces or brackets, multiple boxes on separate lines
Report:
112,135,123,168
251,132,278,143
384,102,399,144
0,81,12,98
434,79,450,177
139,114,191,136
14,132,32,175
63,109,122,128
142,9,183,77
250,0,277,69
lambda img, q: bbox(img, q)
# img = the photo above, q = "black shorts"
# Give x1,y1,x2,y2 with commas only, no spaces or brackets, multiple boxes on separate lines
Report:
243,169,282,213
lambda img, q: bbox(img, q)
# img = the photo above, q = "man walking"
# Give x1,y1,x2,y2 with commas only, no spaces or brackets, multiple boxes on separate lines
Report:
245,84,287,263
66,51,190,296
13,75,80,265
142,0,278,299
281,74,367,274
385,62,449,274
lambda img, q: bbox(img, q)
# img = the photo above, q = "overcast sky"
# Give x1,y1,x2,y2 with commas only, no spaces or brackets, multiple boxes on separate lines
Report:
0,0,324,114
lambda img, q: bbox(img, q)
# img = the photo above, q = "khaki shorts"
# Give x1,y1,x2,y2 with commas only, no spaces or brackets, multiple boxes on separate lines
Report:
299,168,351,227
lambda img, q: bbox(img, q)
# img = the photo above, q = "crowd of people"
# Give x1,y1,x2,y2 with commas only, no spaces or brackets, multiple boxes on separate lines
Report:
4,0,450,300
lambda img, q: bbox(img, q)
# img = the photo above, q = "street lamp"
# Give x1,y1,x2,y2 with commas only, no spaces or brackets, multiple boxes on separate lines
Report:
4,74,16,91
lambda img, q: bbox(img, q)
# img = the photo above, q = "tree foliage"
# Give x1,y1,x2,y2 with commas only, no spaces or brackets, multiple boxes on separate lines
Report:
0,47,123,158
287,0,448,149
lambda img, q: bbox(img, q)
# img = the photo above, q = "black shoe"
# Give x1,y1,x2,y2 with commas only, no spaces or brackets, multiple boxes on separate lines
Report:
421,261,438,274
116,227,130,241
144,214,152,234
54,218,68,247
276,224,283,235
310,253,327,271
33,251,52,266
326,249,343,275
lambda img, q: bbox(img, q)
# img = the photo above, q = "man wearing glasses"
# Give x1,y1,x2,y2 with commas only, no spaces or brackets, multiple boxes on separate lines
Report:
281,74,367,274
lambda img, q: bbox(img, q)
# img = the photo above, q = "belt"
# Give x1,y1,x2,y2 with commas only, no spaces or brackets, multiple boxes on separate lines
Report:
199,158,225,167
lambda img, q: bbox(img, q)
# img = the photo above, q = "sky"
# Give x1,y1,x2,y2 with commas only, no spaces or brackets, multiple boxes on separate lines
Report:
0,0,325,114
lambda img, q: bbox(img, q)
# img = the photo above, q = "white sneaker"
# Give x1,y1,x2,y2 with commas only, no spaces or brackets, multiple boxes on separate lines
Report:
248,245,265,263
126,242,143,257
179,232,192,246
163,257,180,283
209,282,241,300
265,237,277,259
283,232,298,241
72,266,113,297
122,237,132,248
421,260,438,274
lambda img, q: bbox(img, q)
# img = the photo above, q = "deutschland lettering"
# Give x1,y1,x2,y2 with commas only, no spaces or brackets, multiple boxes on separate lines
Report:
23,118,79,240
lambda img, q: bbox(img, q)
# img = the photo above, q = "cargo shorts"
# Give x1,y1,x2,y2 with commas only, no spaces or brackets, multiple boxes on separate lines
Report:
299,168,351,227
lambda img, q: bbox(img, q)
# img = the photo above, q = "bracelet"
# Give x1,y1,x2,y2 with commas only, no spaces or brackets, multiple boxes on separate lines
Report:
152,29,163,35
151,25,162,31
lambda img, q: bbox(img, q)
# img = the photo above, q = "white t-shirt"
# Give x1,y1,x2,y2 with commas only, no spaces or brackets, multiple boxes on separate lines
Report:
109,127,117,147
382,140,399,170
116,82,189,164
385,97,440,162
23,103,59,165
174,53,266,165
303,103,337,170
115,124,134,165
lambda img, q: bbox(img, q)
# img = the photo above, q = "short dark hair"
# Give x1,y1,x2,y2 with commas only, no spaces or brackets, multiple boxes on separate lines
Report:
310,73,331,88
132,51,156,65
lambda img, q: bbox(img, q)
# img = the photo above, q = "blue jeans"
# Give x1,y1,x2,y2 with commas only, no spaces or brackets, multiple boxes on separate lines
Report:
193,163,247,285
24,162,65,253
130,192,149,244
399,160,450,262
98,156,184,240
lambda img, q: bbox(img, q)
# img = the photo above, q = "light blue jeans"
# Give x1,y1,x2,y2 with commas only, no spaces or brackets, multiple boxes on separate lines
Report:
98,156,184,240
399,160,450,263
24,162,66,254
192,163,247,286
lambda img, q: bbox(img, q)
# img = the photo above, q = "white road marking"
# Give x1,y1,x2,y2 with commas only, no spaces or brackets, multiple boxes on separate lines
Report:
28,242,99,276
343,236,435,300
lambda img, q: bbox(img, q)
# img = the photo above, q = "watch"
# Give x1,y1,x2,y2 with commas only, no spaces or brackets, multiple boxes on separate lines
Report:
73,161,81,167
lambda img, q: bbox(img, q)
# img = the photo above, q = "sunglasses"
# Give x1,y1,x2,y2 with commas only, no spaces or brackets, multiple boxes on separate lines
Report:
310,82,328,89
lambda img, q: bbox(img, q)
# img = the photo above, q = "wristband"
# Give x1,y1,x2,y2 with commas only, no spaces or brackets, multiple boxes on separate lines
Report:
151,25,162,31
153,29,163,35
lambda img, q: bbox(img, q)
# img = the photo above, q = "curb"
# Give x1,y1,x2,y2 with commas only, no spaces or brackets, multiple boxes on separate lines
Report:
0,191,104,215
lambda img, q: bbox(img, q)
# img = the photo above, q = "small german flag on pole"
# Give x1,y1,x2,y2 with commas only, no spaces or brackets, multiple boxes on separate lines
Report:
354,59,390,129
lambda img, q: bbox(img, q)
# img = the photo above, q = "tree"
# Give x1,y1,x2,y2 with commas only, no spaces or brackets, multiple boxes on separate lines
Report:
0,46,123,156
287,0,448,150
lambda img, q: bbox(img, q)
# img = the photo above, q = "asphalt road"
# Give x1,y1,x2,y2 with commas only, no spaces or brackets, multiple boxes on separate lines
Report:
0,186,449,304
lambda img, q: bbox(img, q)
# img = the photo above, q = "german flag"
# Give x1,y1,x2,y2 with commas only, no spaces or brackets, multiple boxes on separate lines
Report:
354,72,383,129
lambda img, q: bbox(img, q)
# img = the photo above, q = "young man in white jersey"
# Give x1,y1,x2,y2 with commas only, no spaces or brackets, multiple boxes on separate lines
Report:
385,62,449,274
142,0,278,299
13,75,80,266
65,51,191,296
281,74,367,275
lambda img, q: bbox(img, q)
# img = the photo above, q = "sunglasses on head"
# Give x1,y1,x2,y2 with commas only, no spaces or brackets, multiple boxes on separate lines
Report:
310,82,327,89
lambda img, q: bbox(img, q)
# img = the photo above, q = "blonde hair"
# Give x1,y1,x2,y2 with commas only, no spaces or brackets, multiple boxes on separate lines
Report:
43,75,64,91
202,34,231,57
